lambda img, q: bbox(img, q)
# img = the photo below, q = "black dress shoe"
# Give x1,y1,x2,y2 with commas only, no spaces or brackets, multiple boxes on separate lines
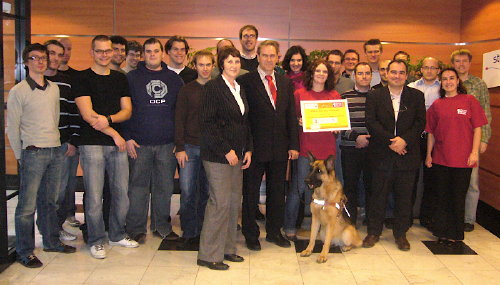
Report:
246,239,261,251
265,234,291,248
395,236,411,251
132,233,147,244
224,254,244,262
164,231,180,241
362,234,380,248
17,255,43,268
43,243,76,254
464,223,474,232
255,209,265,221
197,259,229,270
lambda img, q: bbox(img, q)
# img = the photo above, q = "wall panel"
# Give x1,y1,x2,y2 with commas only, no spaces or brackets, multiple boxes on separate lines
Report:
31,0,114,35
115,0,290,38
289,0,461,42
461,0,500,42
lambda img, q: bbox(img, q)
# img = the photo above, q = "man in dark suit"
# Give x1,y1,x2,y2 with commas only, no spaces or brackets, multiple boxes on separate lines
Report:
363,59,426,251
238,40,299,251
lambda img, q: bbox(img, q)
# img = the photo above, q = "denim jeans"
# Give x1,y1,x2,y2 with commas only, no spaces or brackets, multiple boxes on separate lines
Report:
284,156,312,234
126,143,177,238
179,144,209,238
79,145,129,246
57,144,79,225
464,164,479,224
16,146,64,258
37,143,80,232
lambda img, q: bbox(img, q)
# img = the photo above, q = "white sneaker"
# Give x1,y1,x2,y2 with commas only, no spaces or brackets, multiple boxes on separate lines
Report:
90,244,106,259
59,230,77,241
109,237,139,248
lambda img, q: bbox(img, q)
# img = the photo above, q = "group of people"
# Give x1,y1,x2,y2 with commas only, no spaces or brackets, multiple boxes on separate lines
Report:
7,24,491,271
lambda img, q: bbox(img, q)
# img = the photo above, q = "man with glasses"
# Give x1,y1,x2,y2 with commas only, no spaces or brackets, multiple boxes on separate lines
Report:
122,40,142,74
408,57,441,229
7,43,76,268
363,39,383,87
340,62,373,226
74,35,137,259
364,59,426,251
342,49,360,79
239,25,259,72
326,49,355,95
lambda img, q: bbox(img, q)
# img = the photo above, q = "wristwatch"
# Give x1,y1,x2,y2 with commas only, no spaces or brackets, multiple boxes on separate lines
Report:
106,115,112,125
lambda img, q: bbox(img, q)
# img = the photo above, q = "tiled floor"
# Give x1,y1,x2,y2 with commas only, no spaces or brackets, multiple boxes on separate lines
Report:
1,195,499,285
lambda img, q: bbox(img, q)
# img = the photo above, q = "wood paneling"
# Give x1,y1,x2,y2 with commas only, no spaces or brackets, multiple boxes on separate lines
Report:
480,106,500,174
479,169,500,210
461,0,500,42
116,0,290,38
289,0,461,42
31,0,114,35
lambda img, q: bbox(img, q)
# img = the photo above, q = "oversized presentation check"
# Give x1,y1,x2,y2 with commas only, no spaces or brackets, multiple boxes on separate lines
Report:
300,99,351,132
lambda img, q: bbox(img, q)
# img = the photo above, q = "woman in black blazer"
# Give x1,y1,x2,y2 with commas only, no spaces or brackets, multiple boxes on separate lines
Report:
197,47,252,270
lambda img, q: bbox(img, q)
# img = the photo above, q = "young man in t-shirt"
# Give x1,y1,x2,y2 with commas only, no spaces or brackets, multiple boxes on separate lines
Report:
7,43,76,268
74,35,137,259
123,38,184,243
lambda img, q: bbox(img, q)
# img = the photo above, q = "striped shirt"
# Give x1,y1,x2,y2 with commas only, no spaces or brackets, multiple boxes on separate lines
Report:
340,88,369,148
46,73,81,145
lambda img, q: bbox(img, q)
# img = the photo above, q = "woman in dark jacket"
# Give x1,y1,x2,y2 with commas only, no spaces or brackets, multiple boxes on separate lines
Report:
197,46,253,270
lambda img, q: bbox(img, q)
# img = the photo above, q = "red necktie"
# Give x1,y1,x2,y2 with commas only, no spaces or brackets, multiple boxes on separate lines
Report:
265,75,277,105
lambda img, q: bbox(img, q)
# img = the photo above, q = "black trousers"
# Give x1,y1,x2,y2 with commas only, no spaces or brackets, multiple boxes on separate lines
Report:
368,165,415,238
432,164,472,241
242,160,287,240
341,147,372,225
418,135,436,224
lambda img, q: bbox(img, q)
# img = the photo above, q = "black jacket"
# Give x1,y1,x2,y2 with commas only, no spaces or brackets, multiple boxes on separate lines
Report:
365,85,426,171
200,75,253,164
237,71,299,162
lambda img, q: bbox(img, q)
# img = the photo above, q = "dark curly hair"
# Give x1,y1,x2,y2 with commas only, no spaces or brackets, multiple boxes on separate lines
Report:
303,59,335,91
439,68,467,98
282,45,308,73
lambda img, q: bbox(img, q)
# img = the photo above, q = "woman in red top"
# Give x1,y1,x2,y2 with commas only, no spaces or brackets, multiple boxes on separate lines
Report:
425,68,487,244
282,45,308,91
283,59,340,240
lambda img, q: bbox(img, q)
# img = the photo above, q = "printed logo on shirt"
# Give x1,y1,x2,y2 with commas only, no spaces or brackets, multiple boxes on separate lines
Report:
146,80,168,104
457,108,468,115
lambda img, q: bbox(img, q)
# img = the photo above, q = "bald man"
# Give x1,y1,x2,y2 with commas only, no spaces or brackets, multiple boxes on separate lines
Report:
58,38,79,77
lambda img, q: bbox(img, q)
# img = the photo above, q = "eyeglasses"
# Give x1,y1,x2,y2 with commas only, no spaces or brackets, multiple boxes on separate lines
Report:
28,56,48,62
94,49,113,55
422,66,439,71
344,57,358,61
327,61,341,66
242,34,256,39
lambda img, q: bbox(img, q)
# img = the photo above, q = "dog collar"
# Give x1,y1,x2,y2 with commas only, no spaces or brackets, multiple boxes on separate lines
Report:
313,199,325,205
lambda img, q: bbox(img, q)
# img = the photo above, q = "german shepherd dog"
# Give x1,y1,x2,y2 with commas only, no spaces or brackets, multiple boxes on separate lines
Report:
300,152,362,263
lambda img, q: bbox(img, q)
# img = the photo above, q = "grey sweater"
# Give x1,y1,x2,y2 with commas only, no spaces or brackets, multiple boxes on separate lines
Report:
7,78,60,159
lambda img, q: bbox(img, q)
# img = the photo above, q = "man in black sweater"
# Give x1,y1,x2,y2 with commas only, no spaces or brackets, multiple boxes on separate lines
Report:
166,36,197,84
175,50,215,245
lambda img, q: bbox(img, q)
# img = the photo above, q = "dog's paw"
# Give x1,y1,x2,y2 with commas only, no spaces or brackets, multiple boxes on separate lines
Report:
300,249,312,257
316,254,328,263
341,245,353,252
